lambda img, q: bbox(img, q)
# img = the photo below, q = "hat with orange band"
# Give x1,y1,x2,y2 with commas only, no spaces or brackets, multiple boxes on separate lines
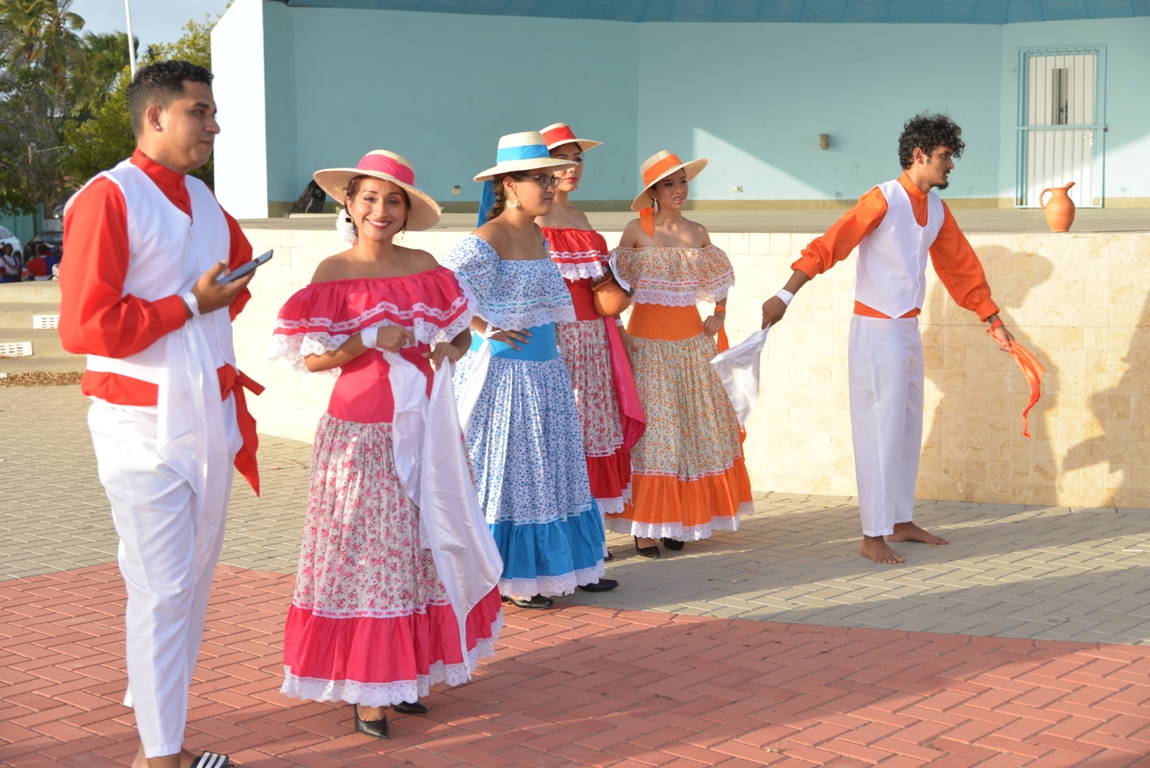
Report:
540,122,602,152
631,150,707,236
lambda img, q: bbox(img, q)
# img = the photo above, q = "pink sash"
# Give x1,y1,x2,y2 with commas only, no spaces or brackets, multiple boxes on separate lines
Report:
603,317,646,451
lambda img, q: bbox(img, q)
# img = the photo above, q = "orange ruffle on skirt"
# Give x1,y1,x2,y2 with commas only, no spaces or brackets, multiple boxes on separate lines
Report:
616,457,752,540
605,304,752,541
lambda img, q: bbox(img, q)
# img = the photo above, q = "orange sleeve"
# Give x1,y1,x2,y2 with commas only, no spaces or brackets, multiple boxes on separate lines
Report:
928,202,999,321
791,187,888,278
223,209,254,321
58,178,187,358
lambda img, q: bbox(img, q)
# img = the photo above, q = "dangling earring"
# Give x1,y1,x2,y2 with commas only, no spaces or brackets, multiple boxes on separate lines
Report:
507,193,518,209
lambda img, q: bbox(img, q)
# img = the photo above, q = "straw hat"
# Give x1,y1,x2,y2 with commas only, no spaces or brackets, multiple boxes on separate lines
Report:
473,132,577,182
541,122,602,152
630,150,708,212
313,150,441,231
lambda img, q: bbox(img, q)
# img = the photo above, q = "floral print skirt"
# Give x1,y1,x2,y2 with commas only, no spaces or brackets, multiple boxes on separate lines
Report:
605,332,753,541
281,413,503,707
455,328,606,598
556,319,631,514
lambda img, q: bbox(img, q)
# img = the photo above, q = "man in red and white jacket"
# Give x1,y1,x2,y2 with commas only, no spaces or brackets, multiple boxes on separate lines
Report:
59,60,260,768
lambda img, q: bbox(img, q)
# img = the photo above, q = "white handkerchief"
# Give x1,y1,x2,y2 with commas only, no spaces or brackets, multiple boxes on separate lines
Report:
710,327,770,426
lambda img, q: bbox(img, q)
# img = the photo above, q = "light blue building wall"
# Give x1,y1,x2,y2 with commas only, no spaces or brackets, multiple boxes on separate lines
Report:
212,1,1150,216
635,22,1005,204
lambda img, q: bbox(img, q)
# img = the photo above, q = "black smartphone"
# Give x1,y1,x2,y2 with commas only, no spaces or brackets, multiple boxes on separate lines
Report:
218,249,273,283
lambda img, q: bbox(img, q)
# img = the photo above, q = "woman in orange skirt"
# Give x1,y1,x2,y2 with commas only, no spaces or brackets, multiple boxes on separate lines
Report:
607,151,752,557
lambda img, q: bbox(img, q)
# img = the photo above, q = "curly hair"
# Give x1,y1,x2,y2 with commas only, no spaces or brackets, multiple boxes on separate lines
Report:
127,60,214,137
897,113,965,169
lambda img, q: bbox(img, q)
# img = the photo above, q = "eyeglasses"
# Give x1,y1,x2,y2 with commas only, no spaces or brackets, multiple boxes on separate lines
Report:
524,174,562,190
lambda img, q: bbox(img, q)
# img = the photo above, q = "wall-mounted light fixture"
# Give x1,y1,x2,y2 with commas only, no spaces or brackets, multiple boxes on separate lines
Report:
452,185,461,195
819,134,830,150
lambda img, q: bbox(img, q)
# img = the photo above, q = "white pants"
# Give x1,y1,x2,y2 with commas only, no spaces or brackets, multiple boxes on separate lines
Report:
848,315,924,537
88,400,237,758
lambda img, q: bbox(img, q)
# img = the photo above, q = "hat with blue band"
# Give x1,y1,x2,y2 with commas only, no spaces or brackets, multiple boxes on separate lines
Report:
474,131,576,225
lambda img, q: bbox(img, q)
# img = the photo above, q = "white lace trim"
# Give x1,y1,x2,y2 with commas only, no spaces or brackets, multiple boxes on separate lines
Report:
291,599,452,620
603,508,745,540
500,563,605,598
275,293,472,337
268,314,472,373
630,283,732,307
629,463,744,481
551,258,607,282
595,496,625,515
453,269,577,331
280,615,502,707
489,501,595,526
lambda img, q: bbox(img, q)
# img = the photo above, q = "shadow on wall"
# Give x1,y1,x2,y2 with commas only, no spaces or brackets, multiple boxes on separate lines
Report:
921,248,1056,505
1063,286,1150,507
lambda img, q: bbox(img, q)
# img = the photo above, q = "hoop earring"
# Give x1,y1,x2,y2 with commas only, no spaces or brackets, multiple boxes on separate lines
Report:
507,194,518,209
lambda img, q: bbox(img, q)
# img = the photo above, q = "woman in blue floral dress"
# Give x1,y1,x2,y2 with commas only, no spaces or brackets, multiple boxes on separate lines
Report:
445,132,615,609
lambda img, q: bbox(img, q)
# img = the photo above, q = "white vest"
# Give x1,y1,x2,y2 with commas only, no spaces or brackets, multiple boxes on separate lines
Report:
853,179,944,318
66,158,239,579
68,159,236,381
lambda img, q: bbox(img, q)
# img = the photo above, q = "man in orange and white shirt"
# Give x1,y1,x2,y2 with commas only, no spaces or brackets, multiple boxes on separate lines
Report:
761,113,1014,565
59,60,259,768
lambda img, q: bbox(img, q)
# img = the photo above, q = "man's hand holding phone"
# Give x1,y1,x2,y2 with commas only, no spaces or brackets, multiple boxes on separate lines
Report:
186,250,270,318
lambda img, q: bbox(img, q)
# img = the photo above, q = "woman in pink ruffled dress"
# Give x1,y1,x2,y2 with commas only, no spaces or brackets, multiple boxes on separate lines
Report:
270,151,502,740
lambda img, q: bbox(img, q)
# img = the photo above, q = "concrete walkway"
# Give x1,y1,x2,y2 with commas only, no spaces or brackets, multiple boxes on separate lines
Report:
3,386,1150,767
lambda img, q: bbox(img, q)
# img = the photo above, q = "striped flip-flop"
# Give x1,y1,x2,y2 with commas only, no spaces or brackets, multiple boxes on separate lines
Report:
189,753,231,768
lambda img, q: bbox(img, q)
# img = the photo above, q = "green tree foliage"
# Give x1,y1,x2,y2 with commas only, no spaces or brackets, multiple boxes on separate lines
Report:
0,4,219,217
0,0,84,217
60,14,217,189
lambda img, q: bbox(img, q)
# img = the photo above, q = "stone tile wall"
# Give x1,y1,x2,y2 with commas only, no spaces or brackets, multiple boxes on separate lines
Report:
233,227,1150,508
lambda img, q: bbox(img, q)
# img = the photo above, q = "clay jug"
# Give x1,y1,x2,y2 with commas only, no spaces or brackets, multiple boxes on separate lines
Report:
1040,181,1076,232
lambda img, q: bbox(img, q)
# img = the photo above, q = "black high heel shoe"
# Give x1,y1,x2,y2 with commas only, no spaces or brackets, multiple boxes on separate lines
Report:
393,700,428,715
661,537,685,551
634,537,660,559
354,704,390,739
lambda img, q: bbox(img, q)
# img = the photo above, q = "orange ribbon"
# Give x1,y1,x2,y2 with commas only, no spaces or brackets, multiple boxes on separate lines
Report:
991,332,1044,438
638,154,686,237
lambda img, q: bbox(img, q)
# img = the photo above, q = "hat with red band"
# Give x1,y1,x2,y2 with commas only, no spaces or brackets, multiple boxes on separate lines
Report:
540,122,602,152
313,150,442,231
631,150,708,236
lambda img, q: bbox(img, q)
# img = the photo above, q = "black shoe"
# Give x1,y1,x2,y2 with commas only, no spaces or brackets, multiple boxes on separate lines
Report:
354,705,390,739
661,538,685,551
189,753,231,768
604,551,616,562
393,700,428,715
577,578,619,592
503,594,554,609
634,537,660,558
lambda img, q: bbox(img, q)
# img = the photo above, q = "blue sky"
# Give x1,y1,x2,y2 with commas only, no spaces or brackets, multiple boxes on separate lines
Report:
70,0,231,48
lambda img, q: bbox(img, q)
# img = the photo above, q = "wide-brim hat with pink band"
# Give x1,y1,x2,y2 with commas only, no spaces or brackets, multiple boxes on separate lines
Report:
313,150,442,231
541,122,602,152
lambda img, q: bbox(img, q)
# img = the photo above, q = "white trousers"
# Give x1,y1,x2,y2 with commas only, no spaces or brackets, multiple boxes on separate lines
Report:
848,315,924,537
88,400,237,758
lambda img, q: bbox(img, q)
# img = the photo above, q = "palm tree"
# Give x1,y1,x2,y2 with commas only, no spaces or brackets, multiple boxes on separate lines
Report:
0,0,84,96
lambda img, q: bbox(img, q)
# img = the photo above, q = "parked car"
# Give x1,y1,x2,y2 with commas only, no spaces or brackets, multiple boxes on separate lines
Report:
0,226,21,260
24,231,62,262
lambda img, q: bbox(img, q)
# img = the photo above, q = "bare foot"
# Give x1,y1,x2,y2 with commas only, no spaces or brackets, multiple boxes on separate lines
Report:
888,522,949,546
859,536,905,564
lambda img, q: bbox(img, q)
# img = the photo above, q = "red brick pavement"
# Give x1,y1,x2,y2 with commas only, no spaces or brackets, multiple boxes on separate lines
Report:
3,564,1150,767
